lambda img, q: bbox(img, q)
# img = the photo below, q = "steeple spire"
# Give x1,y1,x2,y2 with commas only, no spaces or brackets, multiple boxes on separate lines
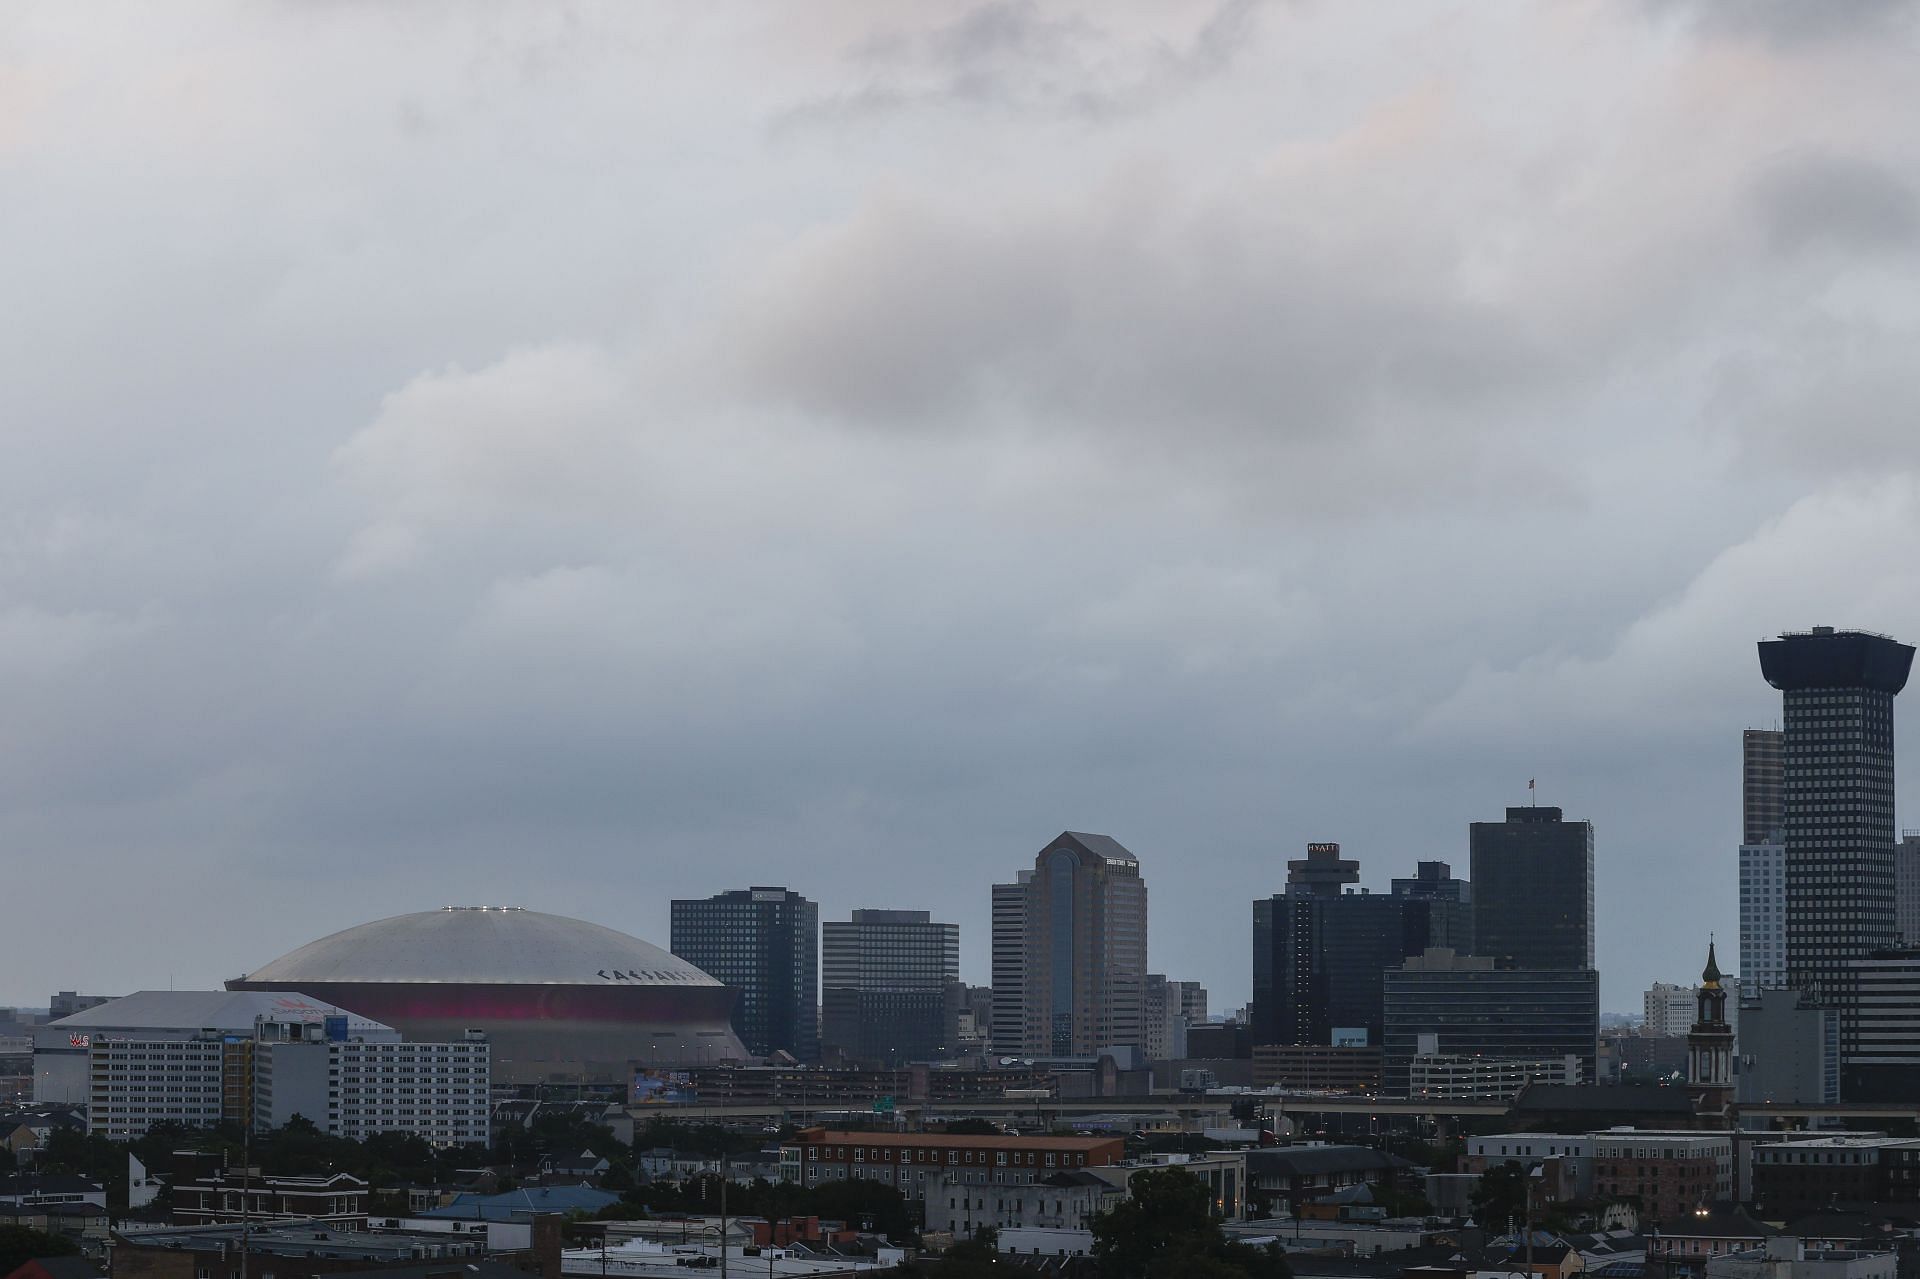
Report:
1689,934,1735,1122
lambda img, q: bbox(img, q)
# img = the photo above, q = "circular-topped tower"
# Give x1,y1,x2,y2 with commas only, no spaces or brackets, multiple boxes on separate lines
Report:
229,906,747,1083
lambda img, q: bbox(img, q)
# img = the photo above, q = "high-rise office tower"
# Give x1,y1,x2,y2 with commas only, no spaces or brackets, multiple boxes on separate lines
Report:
1758,627,1914,1007
670,887,819,1061
1742,726,1790,990
1253,844,1351,1047
1380,948,1599,1097
1142,974,1189,1061
819,909,959,1067
1007,832,1148,1056
1391,860,1476,955
1470,807,1594,970
1898,833,1920,948
1843,950,1920,1101
1252,845,1472,1048
1743,729,1786,845
1175,981,1209,1026
989,872,1032,1055
944,982,994,1056
1740,840,1787,989
1644,982,1697,1037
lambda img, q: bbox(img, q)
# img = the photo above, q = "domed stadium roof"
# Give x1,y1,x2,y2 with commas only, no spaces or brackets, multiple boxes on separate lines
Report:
238,906,719,988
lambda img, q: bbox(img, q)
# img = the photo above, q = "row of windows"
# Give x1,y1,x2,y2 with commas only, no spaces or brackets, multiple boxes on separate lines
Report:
809,1145,1087,1168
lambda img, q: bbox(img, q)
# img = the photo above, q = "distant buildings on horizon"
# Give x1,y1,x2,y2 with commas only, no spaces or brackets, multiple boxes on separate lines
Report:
22,623,1920,1114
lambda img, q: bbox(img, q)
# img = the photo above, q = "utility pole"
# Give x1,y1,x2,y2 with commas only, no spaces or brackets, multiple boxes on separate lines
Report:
719,1151,729,1279
1523,1166,1537,1279
239,1080,252,1279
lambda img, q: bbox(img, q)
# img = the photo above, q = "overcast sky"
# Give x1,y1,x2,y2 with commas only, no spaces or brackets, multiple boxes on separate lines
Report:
5,2,1920,1016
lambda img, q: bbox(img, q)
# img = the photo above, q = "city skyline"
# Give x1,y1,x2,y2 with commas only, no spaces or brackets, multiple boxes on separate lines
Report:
13,734,1903,1018
5,5,1920,1017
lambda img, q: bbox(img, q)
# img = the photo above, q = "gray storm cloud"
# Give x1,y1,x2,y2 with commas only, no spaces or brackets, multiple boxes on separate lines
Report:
1,1,1917,1011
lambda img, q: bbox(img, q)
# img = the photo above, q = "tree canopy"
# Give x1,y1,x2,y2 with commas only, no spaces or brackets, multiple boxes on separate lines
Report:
0,1225,81,1277
1091,1168,1291,1279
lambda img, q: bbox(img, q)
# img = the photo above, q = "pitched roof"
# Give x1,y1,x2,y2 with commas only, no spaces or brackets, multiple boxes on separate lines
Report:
419,1186,619,1220
1055,832,1139,866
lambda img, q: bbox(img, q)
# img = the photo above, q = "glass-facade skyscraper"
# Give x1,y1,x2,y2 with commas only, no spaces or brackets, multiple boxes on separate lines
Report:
1470,806,1594,971
669,886,820,1061
820,909,959,1066
1251,846,1472,1049
996,832,1147,1057
1380,948,1599,1097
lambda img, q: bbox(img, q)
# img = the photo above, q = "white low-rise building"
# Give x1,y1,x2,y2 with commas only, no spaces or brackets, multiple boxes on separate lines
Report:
35,990,390,1124
924,1169,1122,1239
254,1020,489,1146
1708,1239,1896,1279
37,991,486,1145
998,1227,1095,1258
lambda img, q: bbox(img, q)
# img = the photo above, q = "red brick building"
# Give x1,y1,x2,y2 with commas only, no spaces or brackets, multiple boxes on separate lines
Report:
1590,1133,1730,1220
779,1128,1123,1202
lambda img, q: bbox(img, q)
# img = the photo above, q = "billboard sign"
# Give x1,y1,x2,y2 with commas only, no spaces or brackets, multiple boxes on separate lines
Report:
631,1068,696,1106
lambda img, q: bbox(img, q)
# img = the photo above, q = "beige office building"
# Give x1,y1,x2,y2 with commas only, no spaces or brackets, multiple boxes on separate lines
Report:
994,832,1148,1057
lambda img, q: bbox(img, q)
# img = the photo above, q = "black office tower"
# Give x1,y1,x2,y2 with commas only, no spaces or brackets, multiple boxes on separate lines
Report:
1392,861,1475,956
670,886,820,1061
1252,844,1472,1048
1470,807,1594,970
1758,627,1914,1072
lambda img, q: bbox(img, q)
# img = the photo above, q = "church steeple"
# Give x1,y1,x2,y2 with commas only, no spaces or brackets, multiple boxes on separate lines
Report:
1688,937,1735,1123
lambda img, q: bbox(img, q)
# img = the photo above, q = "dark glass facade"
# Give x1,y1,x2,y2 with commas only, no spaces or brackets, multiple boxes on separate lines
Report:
1470,807,1594,970
820,909,959,1067
1392,860,1475,956
1252,847,1472,1048
1380,955,1599,1097
670,887,819,1061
